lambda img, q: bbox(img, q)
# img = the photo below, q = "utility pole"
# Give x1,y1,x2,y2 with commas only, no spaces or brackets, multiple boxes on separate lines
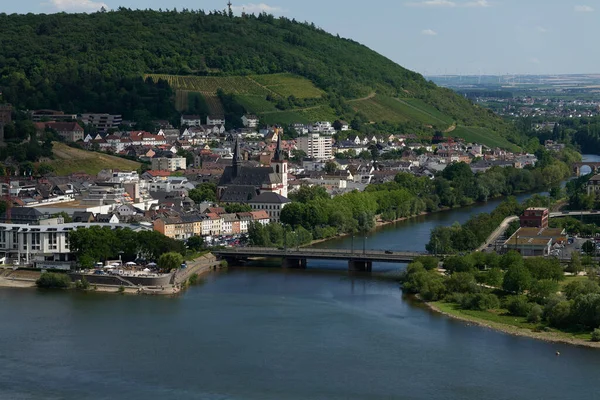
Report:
227,1,233,17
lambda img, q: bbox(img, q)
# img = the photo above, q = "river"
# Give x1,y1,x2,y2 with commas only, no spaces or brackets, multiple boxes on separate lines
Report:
1,156,600,399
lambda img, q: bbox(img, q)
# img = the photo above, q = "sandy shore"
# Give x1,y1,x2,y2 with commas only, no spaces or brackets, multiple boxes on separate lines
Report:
423,299,600,349
0,277,37,289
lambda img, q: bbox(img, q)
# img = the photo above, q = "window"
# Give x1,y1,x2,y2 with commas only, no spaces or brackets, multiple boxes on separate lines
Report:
49,233,57,250
12,232,18,249
32,233,41,251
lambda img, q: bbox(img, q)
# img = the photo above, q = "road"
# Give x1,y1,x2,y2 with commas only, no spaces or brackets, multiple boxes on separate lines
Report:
476,215,518,252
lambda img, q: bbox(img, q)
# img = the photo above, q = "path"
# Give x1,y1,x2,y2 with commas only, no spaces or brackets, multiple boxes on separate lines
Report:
476,215,518,252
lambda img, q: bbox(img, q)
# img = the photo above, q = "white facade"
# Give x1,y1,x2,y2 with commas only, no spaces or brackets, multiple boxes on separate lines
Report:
0,222,150,267
181,115,203,127
241,115,259,128
207,116,225,126
151,157,187,172
297,134,333,160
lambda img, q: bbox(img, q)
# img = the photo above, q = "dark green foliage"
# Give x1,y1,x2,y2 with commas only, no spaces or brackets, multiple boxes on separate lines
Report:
224,203,252,213
36,272,71,289
528,279,560,304
524,258,564,282
505,295,532,317
401,262,446,301
158,252,184,272
502,264,532,294
592,329,600,342
188,183,217,204
412,256,439,271
186,236,204,252
0,10,515,139
459,293,500,311
527,304,543,324
446,272,479,294
484,267,503,287
443,256,475,273
563,279,600,301
545,299,573,329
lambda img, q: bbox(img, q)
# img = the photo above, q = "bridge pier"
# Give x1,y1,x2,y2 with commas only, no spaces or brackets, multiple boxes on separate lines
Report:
348,260,372,272
282,257,307,269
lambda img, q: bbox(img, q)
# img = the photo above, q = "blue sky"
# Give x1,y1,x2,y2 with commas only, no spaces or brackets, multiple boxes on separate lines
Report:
4,0,598,75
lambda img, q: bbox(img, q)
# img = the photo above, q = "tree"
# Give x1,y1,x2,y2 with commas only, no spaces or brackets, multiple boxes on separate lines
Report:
502,264,532,294
186,236,204,251
484,267,503,287
224,203,252,213
36,272,71,289
582,240,596,256
158,252,184,272
567,252,583,275
564,279,600,300
323,161,337,174
188,183,217,203
528,279,559,304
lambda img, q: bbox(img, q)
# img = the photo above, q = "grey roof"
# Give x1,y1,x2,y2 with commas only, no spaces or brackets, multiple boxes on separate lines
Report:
220,185,259,203
0,207,44,223
218,165,280,187
248,192,291,204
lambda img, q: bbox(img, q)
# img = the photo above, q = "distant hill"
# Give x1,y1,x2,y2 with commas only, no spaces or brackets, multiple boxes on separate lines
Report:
0,10,519,149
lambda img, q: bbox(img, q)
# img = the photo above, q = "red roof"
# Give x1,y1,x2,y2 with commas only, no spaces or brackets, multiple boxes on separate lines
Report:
144,170,171,177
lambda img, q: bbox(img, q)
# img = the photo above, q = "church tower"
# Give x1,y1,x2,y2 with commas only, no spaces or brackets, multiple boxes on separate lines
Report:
232,137,242,178
271,134,288,197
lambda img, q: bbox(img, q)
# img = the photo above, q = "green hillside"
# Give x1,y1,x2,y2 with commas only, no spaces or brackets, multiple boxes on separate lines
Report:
0,9,519,148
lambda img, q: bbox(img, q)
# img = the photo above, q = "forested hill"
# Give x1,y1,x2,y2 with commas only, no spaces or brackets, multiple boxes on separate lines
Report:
0,9,518,146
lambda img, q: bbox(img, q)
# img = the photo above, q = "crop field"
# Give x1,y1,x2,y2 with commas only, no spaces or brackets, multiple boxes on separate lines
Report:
146,74,270,96
235,95,279,113
259,106,338,125
250,73,324,99
204,95,225,116
451,126,520,151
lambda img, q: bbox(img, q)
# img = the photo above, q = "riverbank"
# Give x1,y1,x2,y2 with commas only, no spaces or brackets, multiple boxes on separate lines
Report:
423,298,600,349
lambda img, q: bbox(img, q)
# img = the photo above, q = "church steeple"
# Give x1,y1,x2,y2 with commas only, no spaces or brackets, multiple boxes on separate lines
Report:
232,138,242,177
273,132,283,162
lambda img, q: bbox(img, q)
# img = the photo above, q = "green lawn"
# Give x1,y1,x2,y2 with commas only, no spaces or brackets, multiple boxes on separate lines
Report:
432,301,592,341
45,142,141,176
451,126,520,151
235,95,279,113
258,105,338,125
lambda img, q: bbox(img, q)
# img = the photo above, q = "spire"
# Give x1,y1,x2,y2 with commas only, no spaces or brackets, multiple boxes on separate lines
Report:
273,132,283,162
232,138,241,176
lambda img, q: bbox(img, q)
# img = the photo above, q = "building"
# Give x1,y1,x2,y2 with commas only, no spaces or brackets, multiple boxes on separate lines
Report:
0,222,149,268
181,115,203,127
504,227,566,257
0,207,53,225
30,109,76,122
151,156,187,172
587,174,600,195
81,113,122,133
0,104,12,124
248,192,291,223
218,136,288,202
46,121,84,142
297,133,333,160
519,207,549,229
207,116,225,126
241,115,259,128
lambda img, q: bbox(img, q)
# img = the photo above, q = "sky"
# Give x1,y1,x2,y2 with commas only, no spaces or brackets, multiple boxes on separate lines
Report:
3,0,599,76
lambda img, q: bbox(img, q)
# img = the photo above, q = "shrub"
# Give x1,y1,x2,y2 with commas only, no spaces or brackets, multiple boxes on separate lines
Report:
446,272,478,294
188,273,199,285
460,293,500,311
74,277,90,290
505,295,532,317
413,256,440,271
117,285,125,294
35,272,71,289
546,300,573,328
591,329,600,342
527,304,543,324
445,292,465,304
220,260,228,268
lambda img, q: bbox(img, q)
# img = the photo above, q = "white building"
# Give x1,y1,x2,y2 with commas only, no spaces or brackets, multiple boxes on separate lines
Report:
0,222,150,268
207,116,225,126
241,115,259,128
181,115,203,127
80,113,122,133
297,133,333,160
151,157,187,172
248,192,291,223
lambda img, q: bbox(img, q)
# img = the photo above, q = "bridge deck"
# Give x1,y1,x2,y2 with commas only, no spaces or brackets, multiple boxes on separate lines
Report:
214,247,427,263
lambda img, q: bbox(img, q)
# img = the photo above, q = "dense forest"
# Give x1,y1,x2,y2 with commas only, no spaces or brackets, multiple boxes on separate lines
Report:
0,9,514,138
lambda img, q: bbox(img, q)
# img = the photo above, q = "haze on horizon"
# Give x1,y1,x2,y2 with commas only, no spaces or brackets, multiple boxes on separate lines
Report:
3,0,598,76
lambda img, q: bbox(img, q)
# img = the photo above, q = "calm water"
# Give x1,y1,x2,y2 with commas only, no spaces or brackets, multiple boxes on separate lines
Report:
2,158,600,399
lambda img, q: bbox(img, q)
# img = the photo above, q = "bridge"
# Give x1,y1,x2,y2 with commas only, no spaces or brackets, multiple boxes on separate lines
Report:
213,247,428,272
550,211,600,218
573,162,600,177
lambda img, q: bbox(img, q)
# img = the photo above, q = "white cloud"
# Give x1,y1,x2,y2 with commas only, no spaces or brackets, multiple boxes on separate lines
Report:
421,29,438,36
46,0,107,12
574,5,594,12
464,0,491,7
406,0,456,7
536,26,548,33
231,3,285,14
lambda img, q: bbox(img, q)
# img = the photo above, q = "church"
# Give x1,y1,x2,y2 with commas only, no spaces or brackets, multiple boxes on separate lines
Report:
217,135,288,203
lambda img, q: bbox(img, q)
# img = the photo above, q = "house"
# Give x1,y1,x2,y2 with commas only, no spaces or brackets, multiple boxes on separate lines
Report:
95,214,120,224
45,122,84,142
181,115,203,127
520,208,549,229
207,116,225,126
241,115,259,128
72,211,95,223
250,210,270,225
151,156,187,172
248,192,292,223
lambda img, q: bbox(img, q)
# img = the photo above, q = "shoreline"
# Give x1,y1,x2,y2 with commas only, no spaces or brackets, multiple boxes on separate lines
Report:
421,297,600,349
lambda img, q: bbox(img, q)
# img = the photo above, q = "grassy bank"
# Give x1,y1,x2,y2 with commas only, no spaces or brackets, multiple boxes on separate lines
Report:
428,300,599,348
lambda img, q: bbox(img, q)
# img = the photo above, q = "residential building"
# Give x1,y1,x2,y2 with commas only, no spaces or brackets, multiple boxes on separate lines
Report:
587,174,600,195
504,227,566,257
181,115,203,127
46,121,84,142
81,113,122,133
520,207,549,229
151,156,187,172
241,115,259,128
297,133,333,160
30,109,76,122
248,192,291,223
207,116,225,126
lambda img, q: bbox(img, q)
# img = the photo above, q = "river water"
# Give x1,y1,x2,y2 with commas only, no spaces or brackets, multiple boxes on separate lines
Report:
2,157,600,399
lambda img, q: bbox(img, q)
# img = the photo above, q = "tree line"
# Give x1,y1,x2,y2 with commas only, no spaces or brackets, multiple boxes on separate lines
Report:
401,251,600,340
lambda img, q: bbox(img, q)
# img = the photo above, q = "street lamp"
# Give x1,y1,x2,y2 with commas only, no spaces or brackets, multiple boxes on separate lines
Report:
363,235,367,255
